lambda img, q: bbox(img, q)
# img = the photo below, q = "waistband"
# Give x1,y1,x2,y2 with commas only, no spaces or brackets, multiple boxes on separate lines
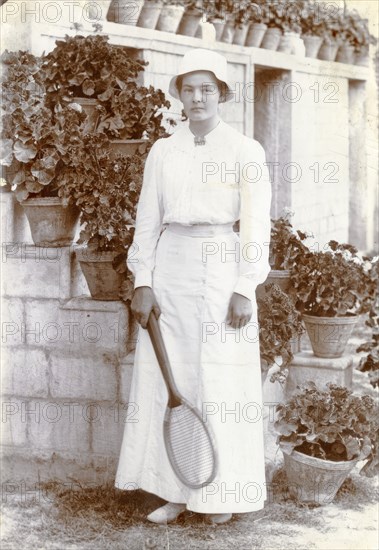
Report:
165,222,235,237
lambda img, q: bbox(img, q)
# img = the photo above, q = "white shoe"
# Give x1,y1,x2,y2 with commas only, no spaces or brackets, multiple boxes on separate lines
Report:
207,513,232,524
146,502,187,524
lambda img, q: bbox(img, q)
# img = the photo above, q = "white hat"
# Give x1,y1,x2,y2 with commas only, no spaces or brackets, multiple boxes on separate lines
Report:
168,49,234,103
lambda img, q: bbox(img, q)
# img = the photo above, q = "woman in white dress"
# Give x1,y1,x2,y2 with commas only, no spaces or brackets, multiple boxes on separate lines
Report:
115,48,272,524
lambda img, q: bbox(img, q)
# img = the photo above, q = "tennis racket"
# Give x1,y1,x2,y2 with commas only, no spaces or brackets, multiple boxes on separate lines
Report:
147,311,218,489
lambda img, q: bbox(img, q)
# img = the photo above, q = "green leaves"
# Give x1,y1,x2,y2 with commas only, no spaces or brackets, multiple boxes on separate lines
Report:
289,242,377,317
258,283,304,378
13,140,37,163
275,383,379,475
270,214,311,270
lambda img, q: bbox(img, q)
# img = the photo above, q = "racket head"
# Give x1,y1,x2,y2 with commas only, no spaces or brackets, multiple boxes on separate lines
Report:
163,399,218,489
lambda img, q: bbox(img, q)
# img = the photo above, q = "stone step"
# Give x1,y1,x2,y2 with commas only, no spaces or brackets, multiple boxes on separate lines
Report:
286,350,354,398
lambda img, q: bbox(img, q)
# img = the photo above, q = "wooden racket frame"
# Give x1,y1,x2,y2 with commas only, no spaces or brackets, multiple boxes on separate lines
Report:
147,311,218,489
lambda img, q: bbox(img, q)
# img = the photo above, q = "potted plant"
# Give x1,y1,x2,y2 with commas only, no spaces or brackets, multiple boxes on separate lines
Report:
276,0,303,55
86,0,113,22
334,6,356,65
42,34,170,155
1,50,85,246
231,0,252,46
347,9,377,66
217,0,239,44
275,382,379,505
203,0,226,41
156,0,185,34
289,241,378,358
137,0,164,29
62,107,175,299
258,283,305,385
316,2,341,62
107,0,145,26
357,271,379,389
300,0,324,58
42,34,145,133
61,133,145,300
257,211,311,297
259,0,283,51
177,0,203,37
357,328,379,389
244,0,268,48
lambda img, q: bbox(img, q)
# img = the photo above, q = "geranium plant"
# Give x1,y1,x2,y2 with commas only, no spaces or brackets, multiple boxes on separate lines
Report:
247,1,269,25
289,241,378,317
344,8,377,54
296,1,342,43
183,0,203,14
61,132,146,298
275,382,379,477
357,275,379,389
269,212,311,270
273,0,302,33
42,34,147,102
258,283,305,384
1,49,87,201
42,34,171,141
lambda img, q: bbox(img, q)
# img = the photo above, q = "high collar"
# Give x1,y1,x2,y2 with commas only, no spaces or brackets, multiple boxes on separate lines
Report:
179,118,228,149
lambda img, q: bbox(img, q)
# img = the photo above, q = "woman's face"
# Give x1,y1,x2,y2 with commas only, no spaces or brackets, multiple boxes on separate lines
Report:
179,71,221,122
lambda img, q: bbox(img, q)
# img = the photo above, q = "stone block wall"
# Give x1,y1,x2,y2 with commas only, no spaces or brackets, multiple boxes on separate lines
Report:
1,202,137,484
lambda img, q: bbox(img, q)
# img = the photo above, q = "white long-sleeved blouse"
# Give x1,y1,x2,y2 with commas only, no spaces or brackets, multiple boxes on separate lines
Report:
127,119,272,301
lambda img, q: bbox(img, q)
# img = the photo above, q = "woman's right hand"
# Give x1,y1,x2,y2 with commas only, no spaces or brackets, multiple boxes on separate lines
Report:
131,286,161,329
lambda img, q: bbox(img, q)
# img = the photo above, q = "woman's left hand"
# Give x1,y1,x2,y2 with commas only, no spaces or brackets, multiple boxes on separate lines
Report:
225,292,253,329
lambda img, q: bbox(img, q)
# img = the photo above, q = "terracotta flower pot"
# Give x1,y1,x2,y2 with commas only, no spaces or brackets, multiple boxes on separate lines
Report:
195,21,217,41
318,40,339,62
260,27,282,51
302,314,358,358
233,22,249,46
86,0,112,21
277,32,294,54
72,97,100,133
302,35,323,58
177,9,202,37
137,0,163,28
76,247,124,300
107,0,145,25
278,32,302,55
336,44,355,64
220,15,235,44
267,269,291,292
354,49,370,66
282,448,358,505
245,22,267,48
21,197,80,247
109,139,148,158
212,18,225,41
156,4,184,33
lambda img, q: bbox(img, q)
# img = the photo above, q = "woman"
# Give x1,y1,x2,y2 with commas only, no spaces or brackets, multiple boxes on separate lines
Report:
115,48,272,525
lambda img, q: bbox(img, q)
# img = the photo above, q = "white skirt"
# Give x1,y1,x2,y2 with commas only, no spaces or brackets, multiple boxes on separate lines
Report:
115,223,267,513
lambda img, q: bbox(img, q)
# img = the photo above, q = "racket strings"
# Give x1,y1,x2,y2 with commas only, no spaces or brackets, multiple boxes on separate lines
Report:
165,404,215,487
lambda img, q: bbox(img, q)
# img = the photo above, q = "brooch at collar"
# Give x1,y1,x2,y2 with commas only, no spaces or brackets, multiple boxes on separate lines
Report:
194,136,206,146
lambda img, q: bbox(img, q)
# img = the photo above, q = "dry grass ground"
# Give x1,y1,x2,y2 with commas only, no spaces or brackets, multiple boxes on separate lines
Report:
1,466,378,550
1,319,378,550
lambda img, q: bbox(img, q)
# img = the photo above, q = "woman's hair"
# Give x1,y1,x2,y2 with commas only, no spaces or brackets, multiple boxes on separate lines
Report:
176,73,228,103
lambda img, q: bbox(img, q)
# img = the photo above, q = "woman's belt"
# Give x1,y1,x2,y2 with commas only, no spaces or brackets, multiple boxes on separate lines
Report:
165,222,235,237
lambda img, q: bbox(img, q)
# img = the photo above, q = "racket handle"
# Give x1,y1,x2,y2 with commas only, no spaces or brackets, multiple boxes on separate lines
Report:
147,311,182,408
